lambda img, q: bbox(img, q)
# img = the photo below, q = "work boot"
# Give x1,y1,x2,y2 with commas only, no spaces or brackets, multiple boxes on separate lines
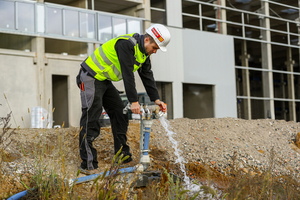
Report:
79,167,100,175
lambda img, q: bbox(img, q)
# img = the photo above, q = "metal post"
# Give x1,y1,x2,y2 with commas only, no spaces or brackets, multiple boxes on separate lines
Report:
15,2,18,30
199,4,202,31
280,73,286,119
139,119,144,161
239,40,251,119
298,0,300,121
242,13,245,38
219,0,227,35
260,1,275,119
285,47,296,121
214,0,227,34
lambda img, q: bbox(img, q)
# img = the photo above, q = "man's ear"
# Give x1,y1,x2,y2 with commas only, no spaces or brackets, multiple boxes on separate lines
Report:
144,37,150,43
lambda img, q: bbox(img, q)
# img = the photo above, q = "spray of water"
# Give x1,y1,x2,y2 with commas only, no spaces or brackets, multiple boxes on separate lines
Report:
159,117,201,192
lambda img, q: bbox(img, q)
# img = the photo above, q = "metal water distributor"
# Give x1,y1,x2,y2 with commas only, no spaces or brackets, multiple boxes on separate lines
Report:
123,103,163,170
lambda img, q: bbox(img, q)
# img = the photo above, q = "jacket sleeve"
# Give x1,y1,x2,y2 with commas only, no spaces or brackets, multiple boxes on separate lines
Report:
138,57,160,102
115,39,139,103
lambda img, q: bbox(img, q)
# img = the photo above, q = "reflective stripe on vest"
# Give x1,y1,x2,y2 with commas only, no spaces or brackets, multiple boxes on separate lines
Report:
84,34,147,81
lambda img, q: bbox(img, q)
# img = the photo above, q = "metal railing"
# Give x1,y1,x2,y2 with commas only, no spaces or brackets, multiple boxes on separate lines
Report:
0,0,143,43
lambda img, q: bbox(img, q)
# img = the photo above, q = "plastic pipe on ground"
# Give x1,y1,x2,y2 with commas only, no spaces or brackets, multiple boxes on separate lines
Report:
7,190,28,200
73,166,136,184
7,166,136,200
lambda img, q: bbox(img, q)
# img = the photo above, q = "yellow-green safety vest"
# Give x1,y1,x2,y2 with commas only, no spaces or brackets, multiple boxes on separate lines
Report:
84,33,148,82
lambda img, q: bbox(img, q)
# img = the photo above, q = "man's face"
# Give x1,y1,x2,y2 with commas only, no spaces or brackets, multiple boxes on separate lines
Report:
144,37,159,55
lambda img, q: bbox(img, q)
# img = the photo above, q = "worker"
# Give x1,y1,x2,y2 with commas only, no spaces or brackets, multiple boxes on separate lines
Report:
76,24,170,174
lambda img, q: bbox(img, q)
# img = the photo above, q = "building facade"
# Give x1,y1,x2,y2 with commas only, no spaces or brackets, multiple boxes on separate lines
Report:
0,0,298,128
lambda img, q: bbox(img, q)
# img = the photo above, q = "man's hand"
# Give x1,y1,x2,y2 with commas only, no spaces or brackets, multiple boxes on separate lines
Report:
131,102,141,114
155,100,167,113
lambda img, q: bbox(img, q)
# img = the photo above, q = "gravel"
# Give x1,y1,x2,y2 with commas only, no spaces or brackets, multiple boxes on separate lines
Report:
151,117,300,179
2,117,300,196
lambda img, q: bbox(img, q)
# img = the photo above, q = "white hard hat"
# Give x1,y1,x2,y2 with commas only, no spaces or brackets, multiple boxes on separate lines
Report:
145,24,171,52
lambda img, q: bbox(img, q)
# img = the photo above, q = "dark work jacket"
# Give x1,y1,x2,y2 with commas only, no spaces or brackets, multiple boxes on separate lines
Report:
114,33,160,103
81,33,160,103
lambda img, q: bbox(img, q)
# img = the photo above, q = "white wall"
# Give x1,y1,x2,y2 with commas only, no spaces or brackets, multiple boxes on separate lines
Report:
0,50,39,128
151,27,184,119
183,29,237,118
151,27,237,119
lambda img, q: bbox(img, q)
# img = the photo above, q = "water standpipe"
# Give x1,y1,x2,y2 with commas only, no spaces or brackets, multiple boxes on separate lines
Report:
123,103,163,171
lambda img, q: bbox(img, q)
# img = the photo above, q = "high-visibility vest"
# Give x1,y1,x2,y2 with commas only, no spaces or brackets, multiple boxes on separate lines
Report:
84,33,148,81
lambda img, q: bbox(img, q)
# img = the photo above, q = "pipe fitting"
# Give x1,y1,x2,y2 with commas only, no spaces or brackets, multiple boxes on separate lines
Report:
123,103,131,114
140,155,150,171
155,111,164,119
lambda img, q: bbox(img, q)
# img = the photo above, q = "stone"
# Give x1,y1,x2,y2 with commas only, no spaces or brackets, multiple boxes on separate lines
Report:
295,132,300,148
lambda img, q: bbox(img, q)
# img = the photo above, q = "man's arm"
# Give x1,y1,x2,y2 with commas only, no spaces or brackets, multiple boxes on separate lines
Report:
115,40,141,113
115,40,138,103
138,58,160,101
138,58,167,113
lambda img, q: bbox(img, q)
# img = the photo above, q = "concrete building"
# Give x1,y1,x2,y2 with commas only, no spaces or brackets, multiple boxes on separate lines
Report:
0,0,298,128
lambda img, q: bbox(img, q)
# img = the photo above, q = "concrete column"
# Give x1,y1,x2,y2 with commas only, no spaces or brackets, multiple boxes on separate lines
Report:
214,0,227,34
86,0,96,54
285,47,296,121
166,0,182,28
136,0,151,31
87,43,95,55
260,1,275,119
32,37,47,109
239,40,251,119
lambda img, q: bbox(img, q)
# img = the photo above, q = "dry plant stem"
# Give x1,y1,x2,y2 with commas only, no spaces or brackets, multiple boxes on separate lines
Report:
3,94,17,127
0,112,16,151
0,111,16,198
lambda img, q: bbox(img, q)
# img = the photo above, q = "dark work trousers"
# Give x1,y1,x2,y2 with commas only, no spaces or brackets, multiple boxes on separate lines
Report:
78,69,129,170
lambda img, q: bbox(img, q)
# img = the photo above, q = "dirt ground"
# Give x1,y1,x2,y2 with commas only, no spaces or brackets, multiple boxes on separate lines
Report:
1,117,300,199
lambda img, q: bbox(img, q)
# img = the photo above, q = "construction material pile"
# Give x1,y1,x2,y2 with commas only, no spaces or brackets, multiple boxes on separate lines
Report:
151,117,300,179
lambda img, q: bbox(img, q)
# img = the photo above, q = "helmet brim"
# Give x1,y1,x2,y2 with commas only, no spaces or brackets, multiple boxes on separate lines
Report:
159,45,167,52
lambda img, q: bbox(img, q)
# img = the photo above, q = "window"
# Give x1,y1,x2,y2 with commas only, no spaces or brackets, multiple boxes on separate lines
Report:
150,0,166,24
113,18,126,37
98,15,112,42
17,2,35,32
128,19,141,34
80,12,95,39
47,7,63,35
0,1,15,30
65,10,79,37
